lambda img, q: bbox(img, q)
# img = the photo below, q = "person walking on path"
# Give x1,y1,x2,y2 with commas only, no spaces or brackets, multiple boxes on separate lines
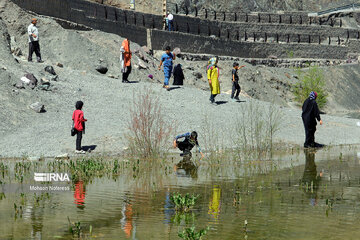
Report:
120,38,132,83
158,46,176,90
27,18,43,63
173,131,205,159
72,101,87,154
302,91,323,148
231,62,245,101
207,57,220,104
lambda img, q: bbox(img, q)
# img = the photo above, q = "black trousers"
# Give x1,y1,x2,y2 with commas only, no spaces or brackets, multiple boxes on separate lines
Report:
177,140,194,153
28,41,41,61
122,65,132,81
76,131,83,151
210,94,217,103
304,124,316,147
231,81,241,98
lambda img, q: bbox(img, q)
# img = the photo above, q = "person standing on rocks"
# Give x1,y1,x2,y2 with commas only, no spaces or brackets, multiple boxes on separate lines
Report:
27,18,43,63
72,101,87,154
231,62,245,101
302,91,323,148
207,57,220,104
120,38,132,83
158,46,176,90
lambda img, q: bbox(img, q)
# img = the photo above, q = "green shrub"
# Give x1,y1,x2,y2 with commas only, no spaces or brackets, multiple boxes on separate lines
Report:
171,193,198,212
178,226,209,240
293,66,328,109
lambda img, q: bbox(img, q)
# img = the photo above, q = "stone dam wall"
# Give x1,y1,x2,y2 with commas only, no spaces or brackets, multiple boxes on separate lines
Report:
10,0,360,59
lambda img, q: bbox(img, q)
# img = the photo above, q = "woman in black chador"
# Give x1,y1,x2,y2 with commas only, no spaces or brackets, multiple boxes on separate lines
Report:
302,91,323,148
173,64,184,85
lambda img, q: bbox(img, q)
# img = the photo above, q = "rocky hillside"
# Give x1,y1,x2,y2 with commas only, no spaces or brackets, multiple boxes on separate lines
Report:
89,0,355,15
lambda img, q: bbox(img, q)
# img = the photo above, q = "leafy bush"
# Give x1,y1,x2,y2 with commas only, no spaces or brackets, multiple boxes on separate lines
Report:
126,90,174,159
293,66,328,109
171,193,198,212
178,226,209,240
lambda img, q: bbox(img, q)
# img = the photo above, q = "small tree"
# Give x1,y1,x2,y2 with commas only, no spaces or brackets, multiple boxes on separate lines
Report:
293,66,328,109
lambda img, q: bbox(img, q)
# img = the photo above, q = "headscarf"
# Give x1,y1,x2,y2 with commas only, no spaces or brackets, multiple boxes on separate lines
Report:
309,91,318,100
207,57,218,70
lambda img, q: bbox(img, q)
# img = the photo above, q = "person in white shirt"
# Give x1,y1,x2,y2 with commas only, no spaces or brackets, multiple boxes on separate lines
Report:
28,18,43,63
167,12,174,31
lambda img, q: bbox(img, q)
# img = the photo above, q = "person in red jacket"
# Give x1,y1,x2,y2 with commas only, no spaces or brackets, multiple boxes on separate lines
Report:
72,101,87,154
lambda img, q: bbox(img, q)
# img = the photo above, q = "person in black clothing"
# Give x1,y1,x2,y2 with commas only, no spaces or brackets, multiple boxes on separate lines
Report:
173,64,184,85
302,91,323,148
173,131,204,159
231,62,245,100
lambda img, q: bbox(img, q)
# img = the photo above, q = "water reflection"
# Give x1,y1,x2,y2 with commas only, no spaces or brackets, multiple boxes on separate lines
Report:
302,149,322,206
174,155,198,179
121,200,134,238
74,181,86,208
208,185,221,220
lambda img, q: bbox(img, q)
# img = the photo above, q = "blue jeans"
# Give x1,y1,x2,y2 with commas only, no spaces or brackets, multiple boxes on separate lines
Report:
168,20,173,31
164,67,172,86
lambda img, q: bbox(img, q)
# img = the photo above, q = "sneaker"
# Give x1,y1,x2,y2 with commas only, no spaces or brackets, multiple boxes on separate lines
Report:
234,97,240,101
37,60,44,63
75,150,86,154
122,80,130,83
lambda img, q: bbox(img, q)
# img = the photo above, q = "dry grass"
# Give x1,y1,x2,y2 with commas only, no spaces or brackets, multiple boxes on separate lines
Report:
126,90,174,159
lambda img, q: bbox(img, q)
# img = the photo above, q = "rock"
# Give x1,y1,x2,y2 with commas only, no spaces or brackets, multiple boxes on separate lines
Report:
40,77,50,84
28,156,40,161
96,65,108,74
44,66,56,75
10,36,16,52
138,59,147,69
14,47,22,56
14,81,25,89
193,72,203,79
173,47,181,55
107,74,116,78
55,153,69,159
24,73,38,89
29,102,45,113
268,55,278,59
56,62,63,68
141,45,150,54
51,75,58,81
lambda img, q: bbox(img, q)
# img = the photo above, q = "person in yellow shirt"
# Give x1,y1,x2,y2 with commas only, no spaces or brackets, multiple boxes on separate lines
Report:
207,57,220,104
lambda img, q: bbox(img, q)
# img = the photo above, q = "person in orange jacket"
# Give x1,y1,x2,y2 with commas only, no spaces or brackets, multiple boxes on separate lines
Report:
121,38,132,83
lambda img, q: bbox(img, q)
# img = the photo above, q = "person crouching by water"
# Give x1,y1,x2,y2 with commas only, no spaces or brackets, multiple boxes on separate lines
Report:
173,131,204,159
207,57,220,104
302,91,323,148
72,101,87,154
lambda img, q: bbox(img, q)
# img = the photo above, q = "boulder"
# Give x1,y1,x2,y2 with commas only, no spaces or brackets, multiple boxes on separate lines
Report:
96,65,108,74
141,45,150,54
14,81,25,89
173,47,181,55
56,62,63,68
29,102,45,113
138,59,147,69
44,66,56,75
51,75,58,81
193,72,203,79
14,47,22,56
24,73,38,89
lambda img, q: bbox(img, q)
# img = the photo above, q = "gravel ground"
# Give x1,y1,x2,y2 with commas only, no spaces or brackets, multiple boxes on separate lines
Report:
1,1,360,158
